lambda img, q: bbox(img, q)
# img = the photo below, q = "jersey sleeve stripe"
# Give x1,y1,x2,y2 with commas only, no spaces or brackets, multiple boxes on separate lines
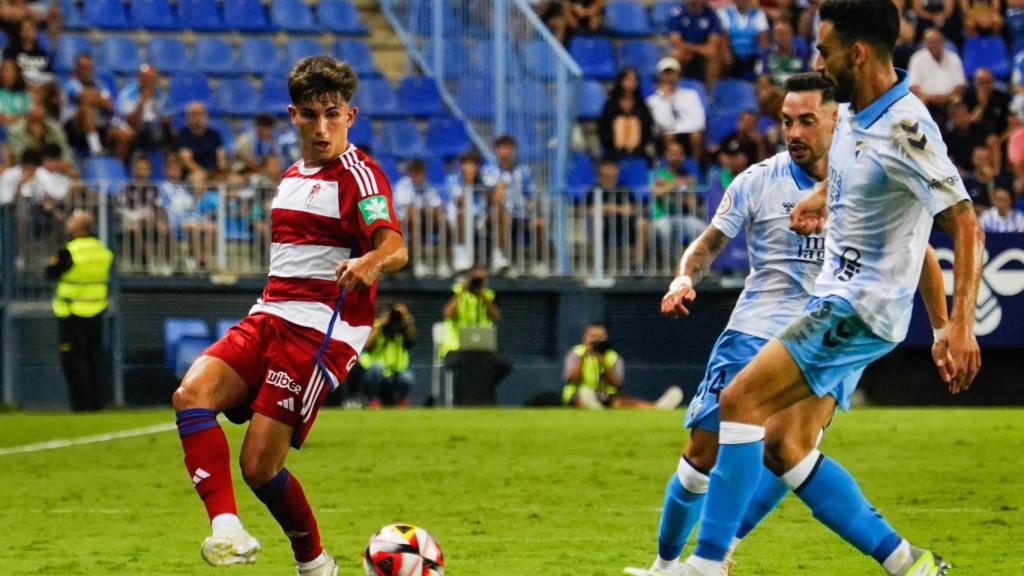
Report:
268,243,351,280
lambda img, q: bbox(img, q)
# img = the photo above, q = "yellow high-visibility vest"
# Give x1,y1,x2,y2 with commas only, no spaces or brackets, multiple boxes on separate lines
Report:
562,344,620,404
439,283,494,357
52,236,113,318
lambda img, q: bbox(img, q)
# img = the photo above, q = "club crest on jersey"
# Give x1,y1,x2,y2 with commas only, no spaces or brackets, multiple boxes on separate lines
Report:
358,195,391,224
305,182,322,208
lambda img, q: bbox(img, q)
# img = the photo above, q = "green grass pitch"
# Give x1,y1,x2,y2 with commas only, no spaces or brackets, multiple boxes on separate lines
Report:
0,408,1021,575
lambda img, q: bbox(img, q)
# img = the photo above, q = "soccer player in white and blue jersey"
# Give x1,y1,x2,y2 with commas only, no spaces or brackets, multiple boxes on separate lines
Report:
675,1,984,575
625,73,950,576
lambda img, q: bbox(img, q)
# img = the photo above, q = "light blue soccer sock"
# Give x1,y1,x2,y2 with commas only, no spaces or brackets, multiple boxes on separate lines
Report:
735,468,789,540
784,449,903,565
692,422,765,562
656,457,708,562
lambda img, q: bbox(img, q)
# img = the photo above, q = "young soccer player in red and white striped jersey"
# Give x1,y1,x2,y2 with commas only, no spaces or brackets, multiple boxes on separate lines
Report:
171,56,407,576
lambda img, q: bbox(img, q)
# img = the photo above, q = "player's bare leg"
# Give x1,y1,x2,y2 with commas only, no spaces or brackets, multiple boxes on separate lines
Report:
241,414,337,575
172,355,261,566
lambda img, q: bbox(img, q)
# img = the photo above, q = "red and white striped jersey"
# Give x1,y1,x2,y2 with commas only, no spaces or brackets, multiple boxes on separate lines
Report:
249,144,401,354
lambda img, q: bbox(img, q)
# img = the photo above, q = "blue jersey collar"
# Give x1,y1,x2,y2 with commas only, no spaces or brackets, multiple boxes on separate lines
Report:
788,157,819,190
853,69,910,129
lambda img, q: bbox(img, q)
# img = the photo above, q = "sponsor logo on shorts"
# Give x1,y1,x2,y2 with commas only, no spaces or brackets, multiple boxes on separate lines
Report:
266,370,301,394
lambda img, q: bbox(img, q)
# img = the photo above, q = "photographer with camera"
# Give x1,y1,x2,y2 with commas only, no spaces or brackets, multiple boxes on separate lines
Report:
440,267,501,358
563,323,684,409
351,303,416,407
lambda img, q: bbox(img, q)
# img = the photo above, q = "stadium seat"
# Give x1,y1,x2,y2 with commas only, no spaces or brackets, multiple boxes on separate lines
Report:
713,78,758,114
678,77,710,109
568,152,596,199
163,318,210,372
441,39,469,79
179,0,226,31
962,35,1011,80
97,35,141,74
284,38,324,68
509,81,550,117
380,119,429,159
348,117,377,150
333,39,380,78
258,76,291,116
82,156,128,188
240,38,284,76
425,116,471,158
83,0,132,29
61,0,88,30
194,38,239,76
167,73,212,114
397,76,445,117
706,111,738,147
569,36,618,80
617,157,649,190
271,0,318,33
146,37,190,74
374,154,401,183
618,40,661,78
458,78,493,119
426,157,447,186
651,0,680,33
213,77,259,117
173,335,214,377
223,0,271,32
523,39,557,80
317,0,369,35
131,0,181,30
578,80,606,120
605,0,652,36
354,78,402,118
55,34,93,73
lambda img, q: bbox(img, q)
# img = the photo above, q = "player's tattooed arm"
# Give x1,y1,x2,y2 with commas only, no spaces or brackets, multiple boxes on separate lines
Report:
933,199,984,393
660,224,730,318
335,228,408,291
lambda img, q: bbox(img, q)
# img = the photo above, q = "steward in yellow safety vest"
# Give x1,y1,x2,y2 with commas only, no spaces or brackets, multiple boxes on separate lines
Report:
355,303,416,407
562,323,623,407
440,268,500,358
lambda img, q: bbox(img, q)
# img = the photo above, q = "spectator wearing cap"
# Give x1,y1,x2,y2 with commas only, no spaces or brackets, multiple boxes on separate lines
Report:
717,0,769,80
980,188,1024,231
233,113,280,177
7,103,74,165
598,67,655,160
115,63,169,156
646,57,706,161
667,0,725,88
908,28,965,125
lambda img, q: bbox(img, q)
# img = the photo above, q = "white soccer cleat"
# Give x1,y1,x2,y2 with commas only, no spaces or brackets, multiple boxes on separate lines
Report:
200,528,261,566
297,551,339,576
655,386,685,410
623,564,687,576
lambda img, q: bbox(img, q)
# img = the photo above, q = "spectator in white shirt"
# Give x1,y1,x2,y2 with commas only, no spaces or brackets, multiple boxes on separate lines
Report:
908,27,966,124
980,187,1024,232
646,57,706,160
0,147,69,205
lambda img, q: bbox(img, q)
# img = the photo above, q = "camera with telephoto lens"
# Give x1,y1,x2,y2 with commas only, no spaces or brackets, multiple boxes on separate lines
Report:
467,276,485,293
591,339,610,354
382,307,405,338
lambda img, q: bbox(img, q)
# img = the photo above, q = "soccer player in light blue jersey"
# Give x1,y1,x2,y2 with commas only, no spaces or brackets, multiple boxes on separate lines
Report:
625,73,951,576
674,0,985,575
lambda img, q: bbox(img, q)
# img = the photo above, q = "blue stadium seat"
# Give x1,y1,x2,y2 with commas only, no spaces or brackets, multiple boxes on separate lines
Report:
441,39,469,79
258,76,291,116
61,0,88,30
163,317,210,372
397,76,445,117
348,117,376,150
271,0,318,33
179,0,226,31
215,319,239,340
167,73,212,114
509,81,550,117
569,36,618,80
425,116,471,158
195,38,239,76
55,34,93,73
354,78,402,118
651,0,680,33
333,39,380,78
98,35,141,74
223,0,271,32
284,38,323,68
82,156,128,187
208,116,236,153
240,38,283,76
83,0,132,29
174,335,214,377
458,78,493,119
605,0,652,36
380,119,429,159
213,77,259,116
962,35,1011,80
317,0,369,35
426,157,447,186
578,80,607,120
678,77,710,109
713,78,758,114
619,40,661,78
523,39,557,80
147,37,190,74
132,0,180,30
568,152,596,200
617,157,649,189
375,154,401,183
706,111,738,147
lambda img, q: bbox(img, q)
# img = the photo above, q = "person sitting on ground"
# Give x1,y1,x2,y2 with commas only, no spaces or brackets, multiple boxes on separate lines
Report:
350,303,417,408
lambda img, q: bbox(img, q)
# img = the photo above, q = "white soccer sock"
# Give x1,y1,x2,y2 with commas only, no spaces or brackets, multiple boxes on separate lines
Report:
684,555,722,575
653,556,678,570
296,551,328,570
882,539,912,576
211,513,243,533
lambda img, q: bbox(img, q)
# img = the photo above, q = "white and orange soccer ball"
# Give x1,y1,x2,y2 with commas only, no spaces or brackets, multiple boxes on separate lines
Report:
362,523,445,576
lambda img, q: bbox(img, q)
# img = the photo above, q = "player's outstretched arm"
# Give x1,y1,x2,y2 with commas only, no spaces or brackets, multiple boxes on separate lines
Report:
789,180,828,236
918,245,954,386
335,228,408,291
661,224,731,318
933,199,984,393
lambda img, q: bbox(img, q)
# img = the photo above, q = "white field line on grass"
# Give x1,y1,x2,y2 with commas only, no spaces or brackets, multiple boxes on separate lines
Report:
0,422,177,456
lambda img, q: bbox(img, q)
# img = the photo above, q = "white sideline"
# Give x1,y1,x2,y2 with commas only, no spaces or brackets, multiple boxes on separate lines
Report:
0,422,177,456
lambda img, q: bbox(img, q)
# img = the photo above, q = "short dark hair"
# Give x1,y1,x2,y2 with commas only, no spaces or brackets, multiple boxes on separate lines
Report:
494,134,516,148
255,113,275,127
42,143,63,160
21,148,42,166
287,55,358,106
459,150,482,165
818,0,899,57
407,158,426,173
784,72,838,104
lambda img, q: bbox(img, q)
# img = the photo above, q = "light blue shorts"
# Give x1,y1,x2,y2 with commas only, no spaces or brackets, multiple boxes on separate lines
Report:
778,295,897,411
685,329,768,431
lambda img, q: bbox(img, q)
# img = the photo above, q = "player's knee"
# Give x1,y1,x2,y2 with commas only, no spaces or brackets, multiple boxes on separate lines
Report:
171,383,198,411
683,441,716,473
763,433,813,475
240,452,280,488
718,384,750,420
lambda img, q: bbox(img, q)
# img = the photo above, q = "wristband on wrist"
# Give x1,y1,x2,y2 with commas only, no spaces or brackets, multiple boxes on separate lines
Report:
669,275,693,293
933,326,945,342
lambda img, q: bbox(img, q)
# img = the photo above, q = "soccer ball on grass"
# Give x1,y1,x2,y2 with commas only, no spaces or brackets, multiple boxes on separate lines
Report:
363,523,445,576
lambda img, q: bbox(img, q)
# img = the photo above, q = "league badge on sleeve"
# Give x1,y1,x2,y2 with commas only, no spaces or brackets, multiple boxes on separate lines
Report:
358,196,392,225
